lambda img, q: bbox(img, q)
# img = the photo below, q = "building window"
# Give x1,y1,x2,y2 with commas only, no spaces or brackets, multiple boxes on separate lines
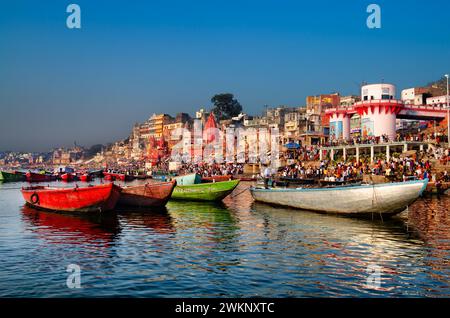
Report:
381,94,390,100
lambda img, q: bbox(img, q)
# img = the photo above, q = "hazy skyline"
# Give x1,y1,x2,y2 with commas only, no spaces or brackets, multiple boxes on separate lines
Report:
1,0,450,152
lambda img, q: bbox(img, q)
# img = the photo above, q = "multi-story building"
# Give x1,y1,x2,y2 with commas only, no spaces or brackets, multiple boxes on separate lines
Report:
283,107,307,141
340,95,360,107
163,113,192,149
401,86,445,105
426,95,449,107
306,93,340,114
148,114,173,139
306,93,340,134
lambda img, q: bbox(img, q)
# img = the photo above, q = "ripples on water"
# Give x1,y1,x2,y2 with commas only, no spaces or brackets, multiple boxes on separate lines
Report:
0,181,448,297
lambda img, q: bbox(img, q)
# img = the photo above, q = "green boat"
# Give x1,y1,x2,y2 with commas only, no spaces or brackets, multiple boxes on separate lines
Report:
171,180,240,201
0,171,26,182
173,173,202,185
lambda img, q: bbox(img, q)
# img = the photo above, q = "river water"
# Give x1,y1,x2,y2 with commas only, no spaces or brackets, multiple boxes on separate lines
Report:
0,180,448,297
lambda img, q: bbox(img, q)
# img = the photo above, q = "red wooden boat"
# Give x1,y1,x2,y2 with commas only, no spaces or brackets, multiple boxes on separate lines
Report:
61,173,74,182
103,172,134,182
104,174,114,181
201,175,233,183
21,183,122,212
80,174,92,182
118,180,177,208
26,172,56,182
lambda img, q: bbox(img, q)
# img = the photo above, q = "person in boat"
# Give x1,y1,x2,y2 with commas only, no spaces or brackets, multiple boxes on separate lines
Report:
262,165,272,189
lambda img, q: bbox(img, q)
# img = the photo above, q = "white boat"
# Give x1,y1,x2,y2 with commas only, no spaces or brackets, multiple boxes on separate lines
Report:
250,179,428,217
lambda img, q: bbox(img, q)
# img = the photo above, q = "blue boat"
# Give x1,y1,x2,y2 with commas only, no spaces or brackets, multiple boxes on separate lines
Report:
173,173,202,185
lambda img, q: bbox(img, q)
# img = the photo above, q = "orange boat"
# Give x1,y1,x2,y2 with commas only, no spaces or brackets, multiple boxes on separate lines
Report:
118,180,177,208
21,183,122,213
201,175,233,183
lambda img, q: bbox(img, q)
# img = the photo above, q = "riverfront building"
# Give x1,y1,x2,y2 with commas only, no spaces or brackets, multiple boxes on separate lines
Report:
326,83,448,141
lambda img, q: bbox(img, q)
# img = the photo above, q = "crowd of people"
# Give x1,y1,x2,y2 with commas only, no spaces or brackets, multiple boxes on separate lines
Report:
159,163,244,177
325,131,449,147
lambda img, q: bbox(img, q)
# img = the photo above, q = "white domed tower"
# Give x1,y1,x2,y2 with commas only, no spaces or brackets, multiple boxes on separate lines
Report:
354,83,403,140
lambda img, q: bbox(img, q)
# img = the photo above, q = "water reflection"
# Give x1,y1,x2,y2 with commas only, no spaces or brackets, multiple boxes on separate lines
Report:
21,205,121,245
405,195,450,290
167,200,241,273
0,180,448,297
117,207,175,235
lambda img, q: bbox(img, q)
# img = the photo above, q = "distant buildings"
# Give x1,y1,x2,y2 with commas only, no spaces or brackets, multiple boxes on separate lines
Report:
52,147,84,165
38,78,447,166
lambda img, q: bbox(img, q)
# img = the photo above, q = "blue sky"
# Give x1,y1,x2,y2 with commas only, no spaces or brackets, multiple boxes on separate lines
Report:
1,0,449,151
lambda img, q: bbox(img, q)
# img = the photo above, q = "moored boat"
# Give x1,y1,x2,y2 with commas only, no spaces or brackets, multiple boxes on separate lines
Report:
173,173,202,185
318,178,363,187
0,171,26,182
61,173,74,182
80,174,92,182
279,176,316,185
119,180,177,208
201,175,233,183
103,171,134,182
21,183,122,213
237,176,257,182
250,179,428,217
88,169,104,178
26,172,56,182
171,179,240,201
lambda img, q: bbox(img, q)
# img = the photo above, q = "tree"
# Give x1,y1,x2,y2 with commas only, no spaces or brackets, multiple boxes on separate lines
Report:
210,93,243,121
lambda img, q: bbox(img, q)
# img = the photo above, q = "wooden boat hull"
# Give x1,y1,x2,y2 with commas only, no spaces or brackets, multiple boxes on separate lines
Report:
61,173,74,182
0,171,25,182
88,169,104,178
151,175,168,181
250,180,428,216
103,172,133,182
237,176,257,182
173,173,202,185
318,179,363,187
80,174,92,182
21,183,122,213
26,172,56,182
279,177,316,185
119,180,177,208
171,180,240,201
201,175,233,183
